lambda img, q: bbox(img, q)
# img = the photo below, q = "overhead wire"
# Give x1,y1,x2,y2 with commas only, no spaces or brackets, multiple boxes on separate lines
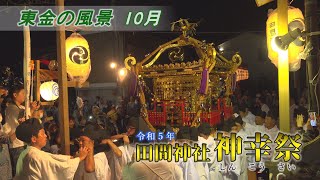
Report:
289,0,294,5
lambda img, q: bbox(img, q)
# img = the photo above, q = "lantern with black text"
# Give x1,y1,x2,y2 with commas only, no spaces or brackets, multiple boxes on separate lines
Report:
266,6,305,71
66,32,91,84
40,81,59,101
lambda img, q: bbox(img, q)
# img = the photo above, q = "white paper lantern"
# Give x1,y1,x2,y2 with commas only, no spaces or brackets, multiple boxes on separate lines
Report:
266,6,305,71
40,81,59,101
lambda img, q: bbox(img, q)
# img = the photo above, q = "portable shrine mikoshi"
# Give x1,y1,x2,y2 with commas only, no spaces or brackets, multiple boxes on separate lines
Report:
123,19,249,131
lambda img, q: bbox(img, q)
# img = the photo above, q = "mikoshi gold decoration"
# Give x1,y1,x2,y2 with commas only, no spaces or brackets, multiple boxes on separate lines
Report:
266,6,305,71
123,19,243,131
65,32,91,84
40,81,59,101
255,0,273,7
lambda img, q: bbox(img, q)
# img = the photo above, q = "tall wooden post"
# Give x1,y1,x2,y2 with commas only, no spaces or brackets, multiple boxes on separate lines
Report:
56,0,70,155
35,60,41,102
305,0,319,113
277,0,290,132
23,21,31,118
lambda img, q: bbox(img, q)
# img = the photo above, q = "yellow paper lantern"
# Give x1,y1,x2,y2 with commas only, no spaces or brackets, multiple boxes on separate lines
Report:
40,81,59,101
266,6,305,71
66,32,91,84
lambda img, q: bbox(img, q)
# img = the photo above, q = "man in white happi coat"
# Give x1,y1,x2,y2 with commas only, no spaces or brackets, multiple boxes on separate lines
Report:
122,144,183,180
264,111,280,162
253,110,267,133
173,126,199,180
239,105,256,126
74,124,115,180
193,122,222,180
229,117,250,180
125,159,183,180
213,121,246,180
14,118,89,180
106,118,138,180
233,113,255,136
264,112,280,141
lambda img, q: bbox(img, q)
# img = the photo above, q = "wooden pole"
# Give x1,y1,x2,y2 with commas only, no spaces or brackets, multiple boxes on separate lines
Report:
305,0,319,113
35,60,40,102
56,0,70,155
277,0,290,132
23,15,31,118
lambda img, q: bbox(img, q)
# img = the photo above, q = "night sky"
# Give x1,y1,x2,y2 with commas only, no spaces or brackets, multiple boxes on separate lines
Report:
0,0,305,76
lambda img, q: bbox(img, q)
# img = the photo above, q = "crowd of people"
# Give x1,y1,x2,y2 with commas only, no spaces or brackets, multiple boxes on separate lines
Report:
0,84,319,180
231,88,320,137
0,84,144,180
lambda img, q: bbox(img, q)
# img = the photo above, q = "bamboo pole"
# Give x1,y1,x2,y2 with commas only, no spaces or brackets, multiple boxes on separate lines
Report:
23,16,31,118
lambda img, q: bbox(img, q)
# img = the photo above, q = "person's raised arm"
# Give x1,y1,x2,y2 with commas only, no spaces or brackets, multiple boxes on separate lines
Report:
84,140,95,173
101,139,122,157
110,133,126,140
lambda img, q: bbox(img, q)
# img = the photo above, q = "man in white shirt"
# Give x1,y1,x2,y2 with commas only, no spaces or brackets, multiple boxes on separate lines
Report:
216,119,247,180
254,110,267,132
264,112,280,140
264,112,280,162
106,118,138,180
126,160,183,180
123,141,183,180
233,113,255,136
174,126,199,180
196,123,221,180
229,118,249,180
239,105,256,125
15,118,89,180
257,97,270,114
74,124,114,180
